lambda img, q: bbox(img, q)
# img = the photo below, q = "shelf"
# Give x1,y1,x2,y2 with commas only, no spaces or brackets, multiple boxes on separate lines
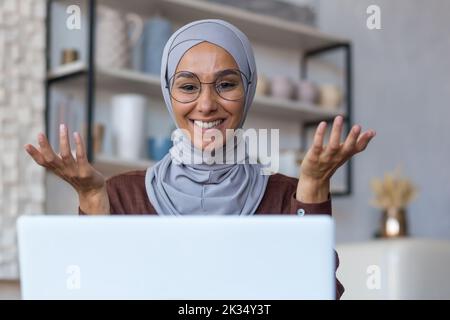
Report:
46,63,162,95
102,0,349,51
250,95,343,122
47,61,87,82
96,68,162,97
47,65,344,122
93,154,155,177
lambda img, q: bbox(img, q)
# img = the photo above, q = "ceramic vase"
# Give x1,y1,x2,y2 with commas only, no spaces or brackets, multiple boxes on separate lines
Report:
255,74,270,97
270,75,295,100
319,84,342,109
111,94,148,160
142,17,173,75
96,5,143,69
380,207,408,238
296,80,319,104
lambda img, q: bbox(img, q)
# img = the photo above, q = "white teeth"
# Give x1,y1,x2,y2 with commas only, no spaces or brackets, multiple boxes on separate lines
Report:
193,119,223,129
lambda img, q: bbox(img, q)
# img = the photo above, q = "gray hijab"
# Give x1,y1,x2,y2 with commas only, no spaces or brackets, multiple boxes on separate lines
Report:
145,19,269,216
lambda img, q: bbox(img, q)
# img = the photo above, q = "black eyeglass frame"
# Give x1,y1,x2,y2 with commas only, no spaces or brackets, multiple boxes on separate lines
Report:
165,69,252,103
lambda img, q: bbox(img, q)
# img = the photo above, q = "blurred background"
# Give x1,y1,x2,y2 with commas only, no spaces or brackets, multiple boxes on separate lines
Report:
0,0,449,299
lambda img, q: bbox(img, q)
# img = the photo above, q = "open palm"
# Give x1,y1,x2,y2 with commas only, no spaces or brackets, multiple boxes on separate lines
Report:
296,115,376,202
301,115,376,182
24,124,105,197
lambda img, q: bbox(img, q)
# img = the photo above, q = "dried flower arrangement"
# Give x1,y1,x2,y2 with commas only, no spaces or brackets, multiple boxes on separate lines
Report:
370,167,417,210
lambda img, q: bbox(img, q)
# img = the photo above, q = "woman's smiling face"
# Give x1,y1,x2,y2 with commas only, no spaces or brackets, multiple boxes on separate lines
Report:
170,41,245,150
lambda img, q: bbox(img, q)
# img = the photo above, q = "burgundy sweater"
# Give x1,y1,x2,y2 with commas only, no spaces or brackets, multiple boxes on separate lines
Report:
79,171,344,299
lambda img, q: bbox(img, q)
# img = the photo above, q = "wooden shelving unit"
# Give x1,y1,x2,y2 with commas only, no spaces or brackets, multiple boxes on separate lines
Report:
46,0,353,195
104,0,347,51
47,62,344,122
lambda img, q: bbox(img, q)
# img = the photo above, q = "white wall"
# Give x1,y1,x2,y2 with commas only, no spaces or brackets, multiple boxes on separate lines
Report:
317,0,450,242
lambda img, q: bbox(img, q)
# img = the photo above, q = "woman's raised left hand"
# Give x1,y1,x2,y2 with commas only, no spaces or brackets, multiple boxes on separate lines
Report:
296,115,376,203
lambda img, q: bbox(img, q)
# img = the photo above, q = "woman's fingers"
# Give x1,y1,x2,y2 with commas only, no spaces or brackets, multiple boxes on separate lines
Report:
355,130,376,153
326,116,344,154
342,124,361,155
59,124,76,167
310,118,375,159
311,121,327,156
74,131,91,176
37,132,64,169
24,144,48,167
74,132,87,164
25,130,105,196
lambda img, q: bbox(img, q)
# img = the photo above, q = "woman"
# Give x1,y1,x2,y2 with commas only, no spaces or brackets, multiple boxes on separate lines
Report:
25,20,375,299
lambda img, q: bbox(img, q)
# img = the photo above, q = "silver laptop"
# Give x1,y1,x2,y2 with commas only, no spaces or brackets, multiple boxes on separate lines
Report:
17,215,335,299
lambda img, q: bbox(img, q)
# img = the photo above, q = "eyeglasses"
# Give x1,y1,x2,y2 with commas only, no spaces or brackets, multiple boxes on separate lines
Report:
166,69,251,103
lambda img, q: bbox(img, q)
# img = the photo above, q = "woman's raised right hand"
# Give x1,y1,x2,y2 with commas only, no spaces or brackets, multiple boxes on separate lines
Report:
24,124,110,214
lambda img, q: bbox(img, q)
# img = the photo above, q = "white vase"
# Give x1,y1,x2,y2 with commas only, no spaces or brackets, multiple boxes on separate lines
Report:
255,74,270,96
142,17,173,75
319,84,342,110
296,80,319,104
270,75,295,100
111,94,148,160
96,6,143,69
